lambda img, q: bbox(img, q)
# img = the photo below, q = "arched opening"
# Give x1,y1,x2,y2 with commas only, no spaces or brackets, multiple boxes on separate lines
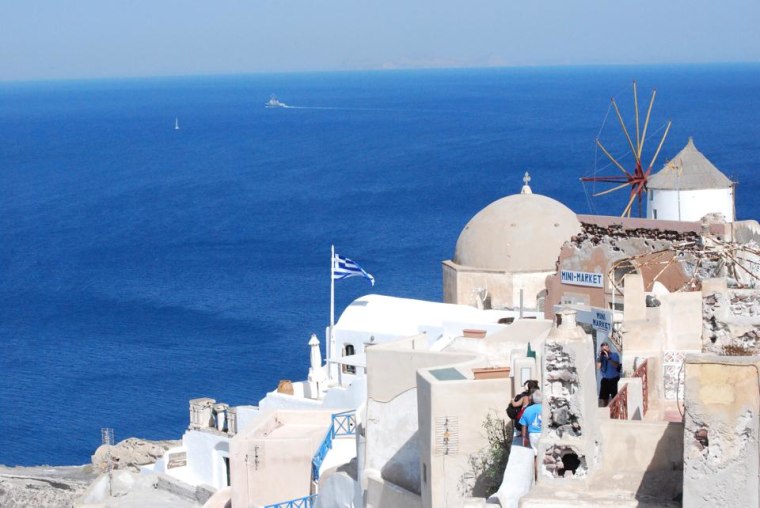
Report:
544,445,587,478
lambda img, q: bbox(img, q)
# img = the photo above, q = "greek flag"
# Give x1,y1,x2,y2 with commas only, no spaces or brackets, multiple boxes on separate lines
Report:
333,254,375,286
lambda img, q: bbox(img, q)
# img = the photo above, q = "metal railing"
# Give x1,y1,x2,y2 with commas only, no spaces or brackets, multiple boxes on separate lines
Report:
633,359,649,415
264,494,318,508
609,383,629,420
332,410,356,437
311,410,356,481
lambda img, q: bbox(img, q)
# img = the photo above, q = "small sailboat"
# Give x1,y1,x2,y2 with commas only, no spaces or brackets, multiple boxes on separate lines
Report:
174,117,180,130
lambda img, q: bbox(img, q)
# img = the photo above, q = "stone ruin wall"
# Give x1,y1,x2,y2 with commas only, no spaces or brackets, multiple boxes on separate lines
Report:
565,223,700,292
544,341,582,438
571,223,700,263
543,341,589,478
703,290,760,354
572,223,700,250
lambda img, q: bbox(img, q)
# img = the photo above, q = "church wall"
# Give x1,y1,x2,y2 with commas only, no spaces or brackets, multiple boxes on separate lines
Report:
511,271,553,311
442,261,458,304
444,259,559,311
441,261,514,309
460,271,512,309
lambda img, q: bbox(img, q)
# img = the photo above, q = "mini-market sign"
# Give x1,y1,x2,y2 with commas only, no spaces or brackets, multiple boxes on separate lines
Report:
560,270,603,288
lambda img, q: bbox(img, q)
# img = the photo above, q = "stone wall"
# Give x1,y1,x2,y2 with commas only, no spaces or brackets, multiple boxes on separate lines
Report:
702,289,760,353
544,342,582,438
538,310,600,481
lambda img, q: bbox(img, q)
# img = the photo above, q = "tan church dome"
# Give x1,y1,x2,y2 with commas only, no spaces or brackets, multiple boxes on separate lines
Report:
454,193,581,272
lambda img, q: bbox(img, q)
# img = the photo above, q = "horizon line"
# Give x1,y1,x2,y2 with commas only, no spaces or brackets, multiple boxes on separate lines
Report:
2,60,760,86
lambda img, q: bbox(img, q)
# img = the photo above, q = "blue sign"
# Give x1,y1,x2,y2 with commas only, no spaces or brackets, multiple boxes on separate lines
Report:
592,310,612,332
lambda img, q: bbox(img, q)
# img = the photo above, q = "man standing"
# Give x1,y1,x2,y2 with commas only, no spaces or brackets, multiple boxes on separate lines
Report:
520,390,543,480
597,342,621,407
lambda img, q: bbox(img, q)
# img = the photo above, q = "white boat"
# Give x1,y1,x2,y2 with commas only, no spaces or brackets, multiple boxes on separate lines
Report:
265,95,287,108
174,117,180,130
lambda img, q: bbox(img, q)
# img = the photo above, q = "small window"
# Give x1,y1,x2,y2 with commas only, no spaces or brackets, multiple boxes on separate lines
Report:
342,344,356,374
653,209,657,219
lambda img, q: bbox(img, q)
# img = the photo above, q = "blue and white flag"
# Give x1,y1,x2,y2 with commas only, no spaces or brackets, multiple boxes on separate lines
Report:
333,254,375,286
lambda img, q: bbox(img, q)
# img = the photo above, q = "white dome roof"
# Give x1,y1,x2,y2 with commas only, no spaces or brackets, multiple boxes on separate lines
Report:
454,193,580,272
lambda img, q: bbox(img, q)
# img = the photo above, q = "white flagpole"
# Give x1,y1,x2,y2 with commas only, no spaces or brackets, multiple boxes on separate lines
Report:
329,244,335,381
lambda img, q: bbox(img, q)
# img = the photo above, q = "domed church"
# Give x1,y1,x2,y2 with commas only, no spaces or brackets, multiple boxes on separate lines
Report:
442,173,581,311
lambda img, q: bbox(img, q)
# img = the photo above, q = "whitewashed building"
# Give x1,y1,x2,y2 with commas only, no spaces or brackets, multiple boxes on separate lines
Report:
647,138,735,222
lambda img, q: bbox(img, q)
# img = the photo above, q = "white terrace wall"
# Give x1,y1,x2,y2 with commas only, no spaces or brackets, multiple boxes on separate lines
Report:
230,410,334,507
683,355,760,508
599,420,683,501
182,430,230,490
416,370,510,508
364,335,474,503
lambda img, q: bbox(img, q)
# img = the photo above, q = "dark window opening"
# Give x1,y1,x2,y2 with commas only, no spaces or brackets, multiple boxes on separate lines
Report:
558,453,581,477
342,344,356,374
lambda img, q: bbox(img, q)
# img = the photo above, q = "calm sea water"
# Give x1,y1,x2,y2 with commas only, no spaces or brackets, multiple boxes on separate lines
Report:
1,65,759,466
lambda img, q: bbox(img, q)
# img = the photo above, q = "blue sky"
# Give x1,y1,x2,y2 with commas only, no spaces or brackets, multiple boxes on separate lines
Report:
1,0,759,81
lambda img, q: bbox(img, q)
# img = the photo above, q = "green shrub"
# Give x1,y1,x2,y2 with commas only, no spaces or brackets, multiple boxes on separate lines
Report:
464,411,513,498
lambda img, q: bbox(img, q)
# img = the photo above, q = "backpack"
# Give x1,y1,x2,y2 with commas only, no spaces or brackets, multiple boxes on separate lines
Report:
506,391,527,420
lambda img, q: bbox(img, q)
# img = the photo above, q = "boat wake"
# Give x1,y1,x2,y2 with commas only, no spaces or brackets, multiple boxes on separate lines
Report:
276,105,404,112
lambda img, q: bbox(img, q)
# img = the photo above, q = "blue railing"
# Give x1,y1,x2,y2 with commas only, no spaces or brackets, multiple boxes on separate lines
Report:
311,410,356,481
332,410,356,437
264,494,318,508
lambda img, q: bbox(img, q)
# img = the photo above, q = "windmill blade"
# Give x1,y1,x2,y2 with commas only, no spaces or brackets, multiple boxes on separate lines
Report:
581,175,630,183
593,182,632,197
633,81,641,158
596,139,632,177
621,191,638,218
647,120,672,170
638,90,657,160
612,98,640,165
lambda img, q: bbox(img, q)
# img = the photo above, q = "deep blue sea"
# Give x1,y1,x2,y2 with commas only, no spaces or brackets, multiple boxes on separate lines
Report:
1,65,759,466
